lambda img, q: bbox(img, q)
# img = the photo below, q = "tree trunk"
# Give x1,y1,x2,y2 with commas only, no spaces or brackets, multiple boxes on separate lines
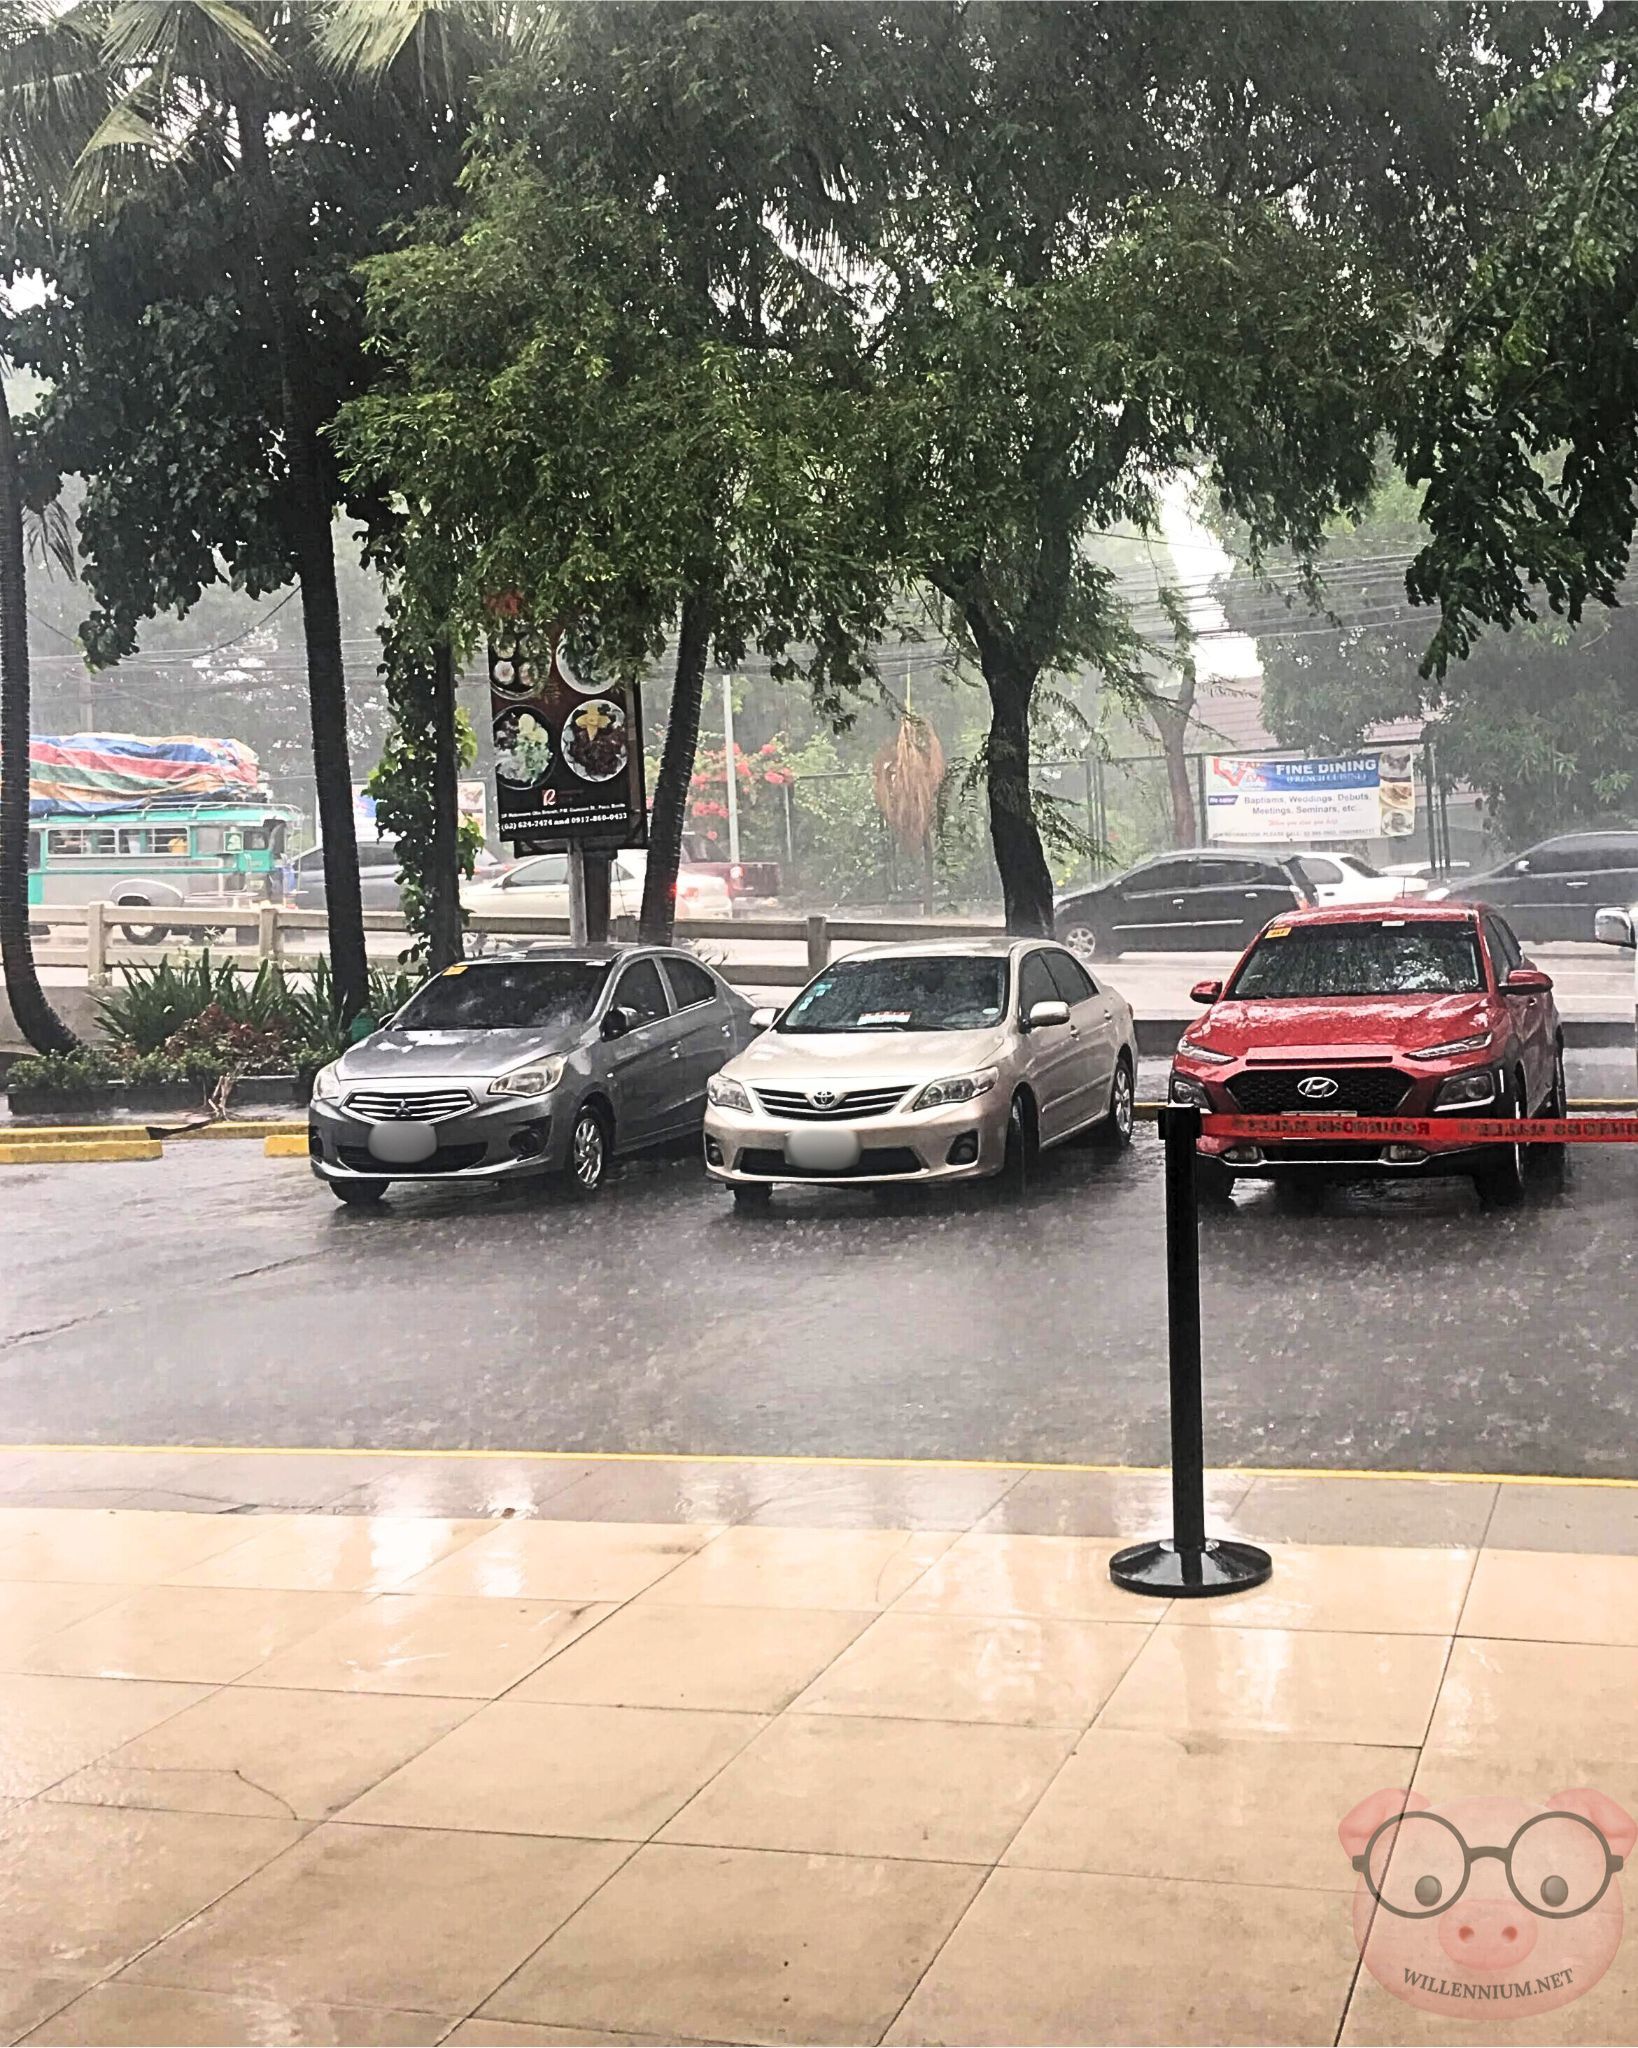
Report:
583,851,611,943
640,586,713,944
424,639,463,973
973,636,1055,935
0,380,75,1055
236,99,368,1017
1150,690,1198,847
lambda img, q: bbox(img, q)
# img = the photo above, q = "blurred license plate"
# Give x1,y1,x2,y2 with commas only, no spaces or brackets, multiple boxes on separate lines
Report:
786,1127,861,1172
367,1122,438,1164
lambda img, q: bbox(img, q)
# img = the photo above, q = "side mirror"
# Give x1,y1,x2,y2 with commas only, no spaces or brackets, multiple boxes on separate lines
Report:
1505,967,1554,995
1595,907,1636,950
1512,858,1531,875
1190,979,1223,1006
1025,999,1071,1031
749,1005,782,1031
601,1006,637,1040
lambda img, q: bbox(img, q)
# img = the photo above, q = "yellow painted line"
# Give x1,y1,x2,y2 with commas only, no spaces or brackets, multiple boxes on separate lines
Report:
178,1121,303,1143
1,1442,1636,1488
263,1131,309,1157
0,1138,161,1164
0,1123,150,1139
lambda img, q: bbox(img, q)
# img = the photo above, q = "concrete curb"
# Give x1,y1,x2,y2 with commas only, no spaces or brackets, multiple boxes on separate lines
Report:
0,1136,161,1164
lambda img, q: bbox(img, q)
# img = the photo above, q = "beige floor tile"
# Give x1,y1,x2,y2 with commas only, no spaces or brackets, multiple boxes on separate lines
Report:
661,1712,1077,1863
240,1594,614,1698
0,1801,301,1981
0,1971,81,2044
1163,1544,1473,1635
977,1468,1251,1539
1101,1625,1448,1747
1340,1962,1638,2047
47,1685,474,1821
340,1698,762,1840
1462,1548,1638,1646
515,1603,873,1713
0,1582,128,1664
124,1822,630,2015
1224,1476,1496,1548
1003,1729,1414,1891
896,1532,1161,1622
1408,1743,1638,1814
0,1673,208,1798
167,1515,488,1593
0,1509,258,1585
17,1584,363,1683
1485,1482,1638,1557
22,1983,449,2047
401,1521,717,1602
791,1612,1150,1727
639,1526,956,1610
482,1841,983,2044
1428,1637,1638,1757
885,1866,1357,2046
447,2027,678,2048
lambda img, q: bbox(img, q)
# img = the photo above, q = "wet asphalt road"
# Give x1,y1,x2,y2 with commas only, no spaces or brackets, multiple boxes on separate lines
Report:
2,1051,1635,1479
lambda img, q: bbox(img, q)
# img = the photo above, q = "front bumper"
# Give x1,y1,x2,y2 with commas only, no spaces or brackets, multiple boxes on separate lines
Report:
1175,1059,1507,1177
308,1093,571,1183
703,1094,1010,1187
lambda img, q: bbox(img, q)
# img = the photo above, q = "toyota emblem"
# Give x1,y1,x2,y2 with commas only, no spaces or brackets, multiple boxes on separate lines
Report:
1297,1076,1340,1100
810,1087,839,1109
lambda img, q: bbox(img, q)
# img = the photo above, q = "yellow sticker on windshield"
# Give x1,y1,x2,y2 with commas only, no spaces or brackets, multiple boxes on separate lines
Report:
442,963,469,975
1265,925,1293,939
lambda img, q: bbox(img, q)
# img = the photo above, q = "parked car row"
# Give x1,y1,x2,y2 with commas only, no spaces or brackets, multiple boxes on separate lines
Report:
306,938,1139,1207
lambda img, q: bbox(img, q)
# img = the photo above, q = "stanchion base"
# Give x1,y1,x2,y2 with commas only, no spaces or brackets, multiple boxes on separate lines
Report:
1109,1536,1273,1599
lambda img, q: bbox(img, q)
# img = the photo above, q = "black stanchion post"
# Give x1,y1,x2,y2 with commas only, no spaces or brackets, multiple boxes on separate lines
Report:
1110,1103,1273,1598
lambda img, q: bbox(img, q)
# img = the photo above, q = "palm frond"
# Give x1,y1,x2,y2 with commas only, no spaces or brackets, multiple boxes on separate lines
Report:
100,0,283,81
23,498,75,581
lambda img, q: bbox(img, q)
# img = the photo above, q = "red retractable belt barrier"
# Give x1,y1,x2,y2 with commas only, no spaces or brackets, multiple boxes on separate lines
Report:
1201,1113,1638,1146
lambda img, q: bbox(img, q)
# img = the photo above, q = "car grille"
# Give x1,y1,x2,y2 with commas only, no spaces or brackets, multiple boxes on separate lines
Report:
752,1084,910,1121
337,1142,488,1176
1228,1068,1410,1116
738,1146,923,1178
343,1088,474,1122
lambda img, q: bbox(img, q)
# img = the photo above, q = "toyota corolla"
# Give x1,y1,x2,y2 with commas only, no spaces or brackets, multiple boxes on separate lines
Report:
1169,903,1564,1207
703,939,1137,1207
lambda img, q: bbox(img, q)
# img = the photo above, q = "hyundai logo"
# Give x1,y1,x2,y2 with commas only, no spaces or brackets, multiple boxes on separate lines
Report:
810,1087,839,1109
1297,1076,1340,1100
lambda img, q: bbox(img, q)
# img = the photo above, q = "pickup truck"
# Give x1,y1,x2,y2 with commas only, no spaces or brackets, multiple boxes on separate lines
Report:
681,832,781,903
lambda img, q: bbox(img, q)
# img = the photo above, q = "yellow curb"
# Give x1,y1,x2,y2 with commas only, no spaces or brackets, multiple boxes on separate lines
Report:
263,1131,310,1157
0,1138,161,1164
178,1120,304,1142
0,1123,152,1140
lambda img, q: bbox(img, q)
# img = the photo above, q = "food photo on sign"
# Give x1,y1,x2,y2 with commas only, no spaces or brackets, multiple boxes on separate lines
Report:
487,621,646,848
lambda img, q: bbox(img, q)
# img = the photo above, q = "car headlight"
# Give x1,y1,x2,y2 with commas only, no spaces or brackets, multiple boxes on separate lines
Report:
1178,1038,1234,1063
489,1056,565,1098
1407,1032,1493,1061
1169,1074,1214,1108
911,1067,998,1111
311,1063,344,1101
1434,1068,1499,1109
707,1073,752,1112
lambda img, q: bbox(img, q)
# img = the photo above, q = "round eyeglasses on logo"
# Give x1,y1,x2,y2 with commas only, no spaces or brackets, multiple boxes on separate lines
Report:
1341,1788,1635,2017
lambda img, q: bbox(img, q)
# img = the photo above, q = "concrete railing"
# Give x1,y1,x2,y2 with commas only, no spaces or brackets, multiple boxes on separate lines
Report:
40,901,1006,992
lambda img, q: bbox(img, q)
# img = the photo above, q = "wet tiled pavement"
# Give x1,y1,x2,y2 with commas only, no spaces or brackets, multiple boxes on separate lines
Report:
0,1454,1636,2042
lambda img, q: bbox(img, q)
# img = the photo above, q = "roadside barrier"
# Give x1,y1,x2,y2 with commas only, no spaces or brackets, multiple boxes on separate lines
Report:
1110,1099,1638,1601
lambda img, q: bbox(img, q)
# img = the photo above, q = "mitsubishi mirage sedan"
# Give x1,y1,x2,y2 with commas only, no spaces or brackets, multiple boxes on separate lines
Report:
1170,903,1564,1207
309,945,753,1205
703,939,1138,1208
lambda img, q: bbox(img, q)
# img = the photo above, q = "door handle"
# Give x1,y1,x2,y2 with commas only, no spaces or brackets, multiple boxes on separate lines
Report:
1172,898,1186,907
1566,879,1589,889
669,1046,683,1060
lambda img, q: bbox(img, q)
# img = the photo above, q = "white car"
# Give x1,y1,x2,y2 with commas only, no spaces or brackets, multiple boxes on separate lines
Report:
462,850,733,928
1595,902,1638,1088
1289,851,1430,906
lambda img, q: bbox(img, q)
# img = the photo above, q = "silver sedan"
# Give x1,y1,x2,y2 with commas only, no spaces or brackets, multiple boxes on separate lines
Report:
703,938,1137,1207
308,944,753,1205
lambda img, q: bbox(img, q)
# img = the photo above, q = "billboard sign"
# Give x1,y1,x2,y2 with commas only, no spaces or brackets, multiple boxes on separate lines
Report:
487,621,646,850
1206,751,1416,842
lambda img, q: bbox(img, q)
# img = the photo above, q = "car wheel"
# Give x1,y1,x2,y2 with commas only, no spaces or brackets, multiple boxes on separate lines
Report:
996,1093,1035,1195
117,905,168,945
1474,1080,1526,1208
565,1104,611,1197
732,1182,772,1212
331,1179,387,1207
1531,1043,1569,1169
1094,1053,1135,1150
1195,1156,1235,1205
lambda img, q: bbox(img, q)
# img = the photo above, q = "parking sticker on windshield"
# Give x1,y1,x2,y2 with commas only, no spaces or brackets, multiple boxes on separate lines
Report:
859,1010,912,1026
1265,924,1293,938
442,964,469,975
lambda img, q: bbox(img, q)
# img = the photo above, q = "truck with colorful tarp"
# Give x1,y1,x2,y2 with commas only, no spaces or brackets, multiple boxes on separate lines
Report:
24,734,300,941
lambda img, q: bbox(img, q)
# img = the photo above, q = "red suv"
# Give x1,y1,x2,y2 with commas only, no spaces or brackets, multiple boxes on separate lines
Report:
1169,903,1564,1207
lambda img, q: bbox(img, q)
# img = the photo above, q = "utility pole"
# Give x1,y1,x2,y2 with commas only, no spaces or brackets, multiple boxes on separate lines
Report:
722,673,741,867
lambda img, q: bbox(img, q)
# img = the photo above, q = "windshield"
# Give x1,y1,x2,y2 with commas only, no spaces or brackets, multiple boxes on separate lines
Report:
393,960,610,1031
780,956,1009,1033
1340,854,1382,877
1229,921,1484,999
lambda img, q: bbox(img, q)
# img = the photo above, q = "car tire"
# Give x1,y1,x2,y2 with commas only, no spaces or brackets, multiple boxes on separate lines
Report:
1195,1156,1235,1205
117,904,168,945
1533,1044,1569,1160
732,1182,772,1212
997,1093,1036,1195
331,1179,387,1207
565,1104,611,1198
1061,920,1118,960
1474,1079,1526,1209
1094,1053,1136,1150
